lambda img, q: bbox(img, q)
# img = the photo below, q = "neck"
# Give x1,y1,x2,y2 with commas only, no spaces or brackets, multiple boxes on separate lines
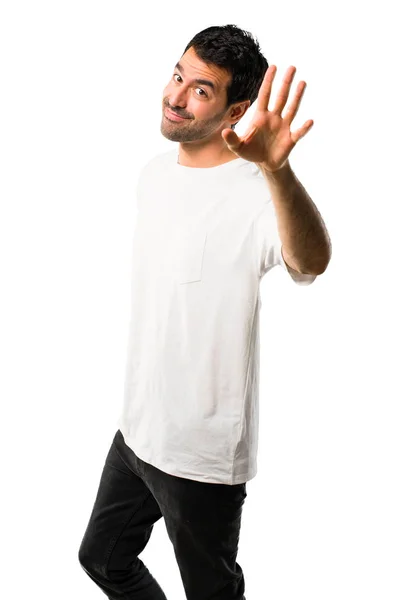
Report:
178,145,238,168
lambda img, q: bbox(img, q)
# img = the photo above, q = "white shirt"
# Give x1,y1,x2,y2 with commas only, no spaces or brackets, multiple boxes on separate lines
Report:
117,147,317,484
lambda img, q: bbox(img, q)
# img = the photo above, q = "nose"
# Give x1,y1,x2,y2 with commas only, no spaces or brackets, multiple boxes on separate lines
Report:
167,88,188,113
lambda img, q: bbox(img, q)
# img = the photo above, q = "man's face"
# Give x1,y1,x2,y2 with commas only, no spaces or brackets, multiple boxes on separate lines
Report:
161,47,236,143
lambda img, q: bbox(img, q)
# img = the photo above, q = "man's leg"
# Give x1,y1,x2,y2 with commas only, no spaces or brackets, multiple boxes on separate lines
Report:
78,430,167,600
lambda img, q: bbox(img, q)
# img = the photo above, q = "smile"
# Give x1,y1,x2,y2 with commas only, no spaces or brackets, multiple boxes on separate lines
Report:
165,108,189,122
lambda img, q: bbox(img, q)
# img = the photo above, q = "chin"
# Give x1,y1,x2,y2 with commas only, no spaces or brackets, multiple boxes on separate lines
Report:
160,125,180,142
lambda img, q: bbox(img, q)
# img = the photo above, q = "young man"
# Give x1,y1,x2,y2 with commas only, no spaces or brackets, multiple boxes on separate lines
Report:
78,24,331,600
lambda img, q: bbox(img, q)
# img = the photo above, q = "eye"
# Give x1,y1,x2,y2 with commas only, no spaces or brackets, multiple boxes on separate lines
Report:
173,74,208,97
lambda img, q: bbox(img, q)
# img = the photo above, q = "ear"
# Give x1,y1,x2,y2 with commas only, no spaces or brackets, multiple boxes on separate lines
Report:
231,100,251,125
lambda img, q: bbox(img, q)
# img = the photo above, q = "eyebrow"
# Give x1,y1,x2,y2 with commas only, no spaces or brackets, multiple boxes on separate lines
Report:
174,62,217,93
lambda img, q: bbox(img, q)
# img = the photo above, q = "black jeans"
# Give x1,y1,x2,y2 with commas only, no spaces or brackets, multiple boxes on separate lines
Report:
78,429,247,600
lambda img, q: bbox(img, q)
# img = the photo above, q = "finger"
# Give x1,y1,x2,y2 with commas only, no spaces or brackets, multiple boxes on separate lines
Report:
222,128,243,149
292,119,314,144
284,81,307,124
256,65,277,112
273,66,296,115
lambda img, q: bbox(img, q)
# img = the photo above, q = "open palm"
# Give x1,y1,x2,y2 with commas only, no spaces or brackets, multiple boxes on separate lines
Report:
221,65,314,172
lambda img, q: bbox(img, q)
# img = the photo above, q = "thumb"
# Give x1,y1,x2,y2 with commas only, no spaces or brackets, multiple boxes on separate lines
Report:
221,128,241,150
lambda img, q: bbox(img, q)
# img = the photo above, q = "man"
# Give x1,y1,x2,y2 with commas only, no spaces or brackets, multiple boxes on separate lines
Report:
78,24,331,600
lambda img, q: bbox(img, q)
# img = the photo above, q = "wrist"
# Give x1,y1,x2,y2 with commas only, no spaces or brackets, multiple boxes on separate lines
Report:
256,159,294,185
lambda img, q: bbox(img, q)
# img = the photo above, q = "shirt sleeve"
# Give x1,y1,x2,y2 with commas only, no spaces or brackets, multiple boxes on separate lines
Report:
253,200,317,286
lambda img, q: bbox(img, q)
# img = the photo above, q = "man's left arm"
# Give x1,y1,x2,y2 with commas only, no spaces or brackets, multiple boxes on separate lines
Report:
256,159,332,276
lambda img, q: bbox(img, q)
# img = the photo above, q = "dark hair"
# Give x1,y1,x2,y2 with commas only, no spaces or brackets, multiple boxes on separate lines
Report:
182,24,269,130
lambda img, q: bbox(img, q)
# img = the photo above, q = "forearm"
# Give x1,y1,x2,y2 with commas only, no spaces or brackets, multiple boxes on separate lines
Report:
256,160,332,274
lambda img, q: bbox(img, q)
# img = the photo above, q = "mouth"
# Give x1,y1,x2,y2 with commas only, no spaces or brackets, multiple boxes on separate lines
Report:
165,107,189,122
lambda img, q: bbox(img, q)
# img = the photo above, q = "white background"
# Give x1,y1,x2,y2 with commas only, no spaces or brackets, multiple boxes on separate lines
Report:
1,1,399,599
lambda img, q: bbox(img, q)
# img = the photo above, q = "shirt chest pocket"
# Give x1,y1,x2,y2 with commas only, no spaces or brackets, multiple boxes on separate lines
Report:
171,227,208,284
